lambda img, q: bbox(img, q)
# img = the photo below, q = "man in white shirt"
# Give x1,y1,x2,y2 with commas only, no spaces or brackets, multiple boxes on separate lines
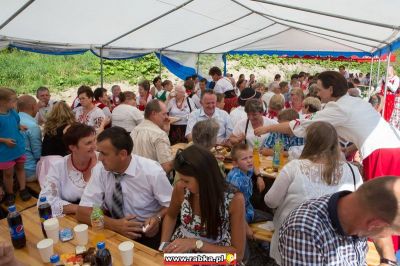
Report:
262,81,280,108
35,86,55,125
185,91,233,144
77,127,172,249
130,100,174,174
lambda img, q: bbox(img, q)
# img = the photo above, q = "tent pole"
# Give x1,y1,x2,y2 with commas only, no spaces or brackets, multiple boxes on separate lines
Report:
159,51,162,77
0,0,35,31
367,56,374,98
196,54,200,75
382,52,392,119
223,53,227,76
250,0,400,30
100,48,104,88
376,57,382,87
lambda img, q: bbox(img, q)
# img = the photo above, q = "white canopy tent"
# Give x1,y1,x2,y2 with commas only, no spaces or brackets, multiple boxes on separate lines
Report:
1,0,400,81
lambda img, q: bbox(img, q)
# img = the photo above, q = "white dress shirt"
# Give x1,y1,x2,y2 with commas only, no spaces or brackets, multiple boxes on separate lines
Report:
214,77,234,94
185,108,233,143
79,155,172,222
229,106,246,126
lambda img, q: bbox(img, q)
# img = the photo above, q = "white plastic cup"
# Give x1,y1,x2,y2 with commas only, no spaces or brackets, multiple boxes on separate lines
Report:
118,241,134,266
43,218,59,244
74,224,89,246
37,238,54,263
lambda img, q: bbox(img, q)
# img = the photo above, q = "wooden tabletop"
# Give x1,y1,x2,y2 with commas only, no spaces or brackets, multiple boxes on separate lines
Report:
0,207,164,265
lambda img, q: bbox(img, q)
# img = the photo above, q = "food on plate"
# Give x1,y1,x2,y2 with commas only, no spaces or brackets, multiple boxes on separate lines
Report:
264,167,274,174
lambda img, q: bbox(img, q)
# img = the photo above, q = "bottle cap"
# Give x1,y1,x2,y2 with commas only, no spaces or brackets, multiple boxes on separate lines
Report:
97,242,105,249
39,196,47,202
50,254,60,263
8,205,16,212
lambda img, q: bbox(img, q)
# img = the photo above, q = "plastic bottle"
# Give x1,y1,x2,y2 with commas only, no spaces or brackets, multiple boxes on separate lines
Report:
7,205,26,249
253,139,261,169
91,205,105,246
38,196,53,238
95,242,112,266
50,254,64,266
272,140,282,172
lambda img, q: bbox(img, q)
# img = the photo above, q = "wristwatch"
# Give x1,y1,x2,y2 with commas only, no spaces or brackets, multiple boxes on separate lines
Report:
380,258,397,266
155,215,162,223
195,239,204,251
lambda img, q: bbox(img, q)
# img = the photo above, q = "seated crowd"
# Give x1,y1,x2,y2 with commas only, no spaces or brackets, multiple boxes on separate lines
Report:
1,65,400,265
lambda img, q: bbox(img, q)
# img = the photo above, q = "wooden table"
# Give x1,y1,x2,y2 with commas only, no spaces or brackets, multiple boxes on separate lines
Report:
0,207,164,265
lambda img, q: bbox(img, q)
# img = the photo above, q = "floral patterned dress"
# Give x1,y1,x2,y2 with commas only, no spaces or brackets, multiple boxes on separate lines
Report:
171,186,237,246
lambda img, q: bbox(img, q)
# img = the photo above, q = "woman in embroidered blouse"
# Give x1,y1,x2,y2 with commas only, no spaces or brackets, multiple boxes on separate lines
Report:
229,99,277,148
74,86,106,133
167,84,196,145
264,121,363,265
160,145,246,262
38,123,101,217
137,79,153,111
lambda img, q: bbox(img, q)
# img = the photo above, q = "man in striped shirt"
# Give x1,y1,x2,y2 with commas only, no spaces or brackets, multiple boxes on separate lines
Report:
279,176,399,266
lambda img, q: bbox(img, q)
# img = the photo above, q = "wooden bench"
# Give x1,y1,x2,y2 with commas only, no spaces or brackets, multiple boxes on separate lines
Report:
26,181,41,196
1,194,37,213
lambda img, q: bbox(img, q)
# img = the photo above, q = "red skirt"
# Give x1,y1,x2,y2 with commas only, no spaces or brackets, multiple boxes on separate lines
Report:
363,147,400,250
381,93,396,121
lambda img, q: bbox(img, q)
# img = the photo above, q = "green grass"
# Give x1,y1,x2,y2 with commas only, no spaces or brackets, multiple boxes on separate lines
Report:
1,48,399,95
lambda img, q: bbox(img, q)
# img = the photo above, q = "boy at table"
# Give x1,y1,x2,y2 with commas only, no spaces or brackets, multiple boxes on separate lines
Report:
76,127,173,249
227,143,271,239
261,109,304,157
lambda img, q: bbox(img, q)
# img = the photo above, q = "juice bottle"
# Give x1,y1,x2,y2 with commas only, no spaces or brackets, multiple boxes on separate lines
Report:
272,140,282,172
91,205,105,246
253,139,261,169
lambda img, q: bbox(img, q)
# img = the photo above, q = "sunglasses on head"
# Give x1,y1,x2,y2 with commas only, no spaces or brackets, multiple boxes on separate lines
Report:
175,149,192,167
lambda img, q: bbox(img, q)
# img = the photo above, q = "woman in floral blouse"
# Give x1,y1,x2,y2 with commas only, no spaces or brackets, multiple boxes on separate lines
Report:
160,145,246,262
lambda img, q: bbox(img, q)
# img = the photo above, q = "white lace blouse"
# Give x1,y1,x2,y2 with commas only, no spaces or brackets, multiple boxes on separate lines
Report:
38,154,102,217
264,159,363,265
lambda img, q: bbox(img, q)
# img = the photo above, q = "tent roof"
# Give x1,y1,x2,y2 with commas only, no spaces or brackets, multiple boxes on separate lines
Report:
1,0,400,57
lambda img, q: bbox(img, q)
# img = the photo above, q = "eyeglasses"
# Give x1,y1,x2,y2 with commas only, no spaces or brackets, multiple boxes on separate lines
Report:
175,149,192,167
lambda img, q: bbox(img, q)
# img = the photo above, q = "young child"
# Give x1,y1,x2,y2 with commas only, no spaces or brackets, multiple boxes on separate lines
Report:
0,88,32,206
261,108,304,157
227,143,268,239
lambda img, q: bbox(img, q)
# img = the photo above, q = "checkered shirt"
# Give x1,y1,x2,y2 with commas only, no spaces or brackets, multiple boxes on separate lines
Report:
278,192,368,265
263,132,304,151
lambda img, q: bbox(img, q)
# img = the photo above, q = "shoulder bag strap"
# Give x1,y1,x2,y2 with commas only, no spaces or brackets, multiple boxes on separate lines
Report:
244,119,250,144
186,97,192,113
346,162,356,191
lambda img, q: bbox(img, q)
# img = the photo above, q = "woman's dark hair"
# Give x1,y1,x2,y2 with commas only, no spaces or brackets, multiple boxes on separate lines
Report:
77,85,94,99
317,71,349,97
138,80,150,91
94,87,107,101
153,76,161,86
236,79,246,88
63,123,96,151
174,145,228,240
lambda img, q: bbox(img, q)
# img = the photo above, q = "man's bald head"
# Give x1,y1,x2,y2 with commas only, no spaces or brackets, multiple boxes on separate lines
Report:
17,95,37,116
356,176,400,225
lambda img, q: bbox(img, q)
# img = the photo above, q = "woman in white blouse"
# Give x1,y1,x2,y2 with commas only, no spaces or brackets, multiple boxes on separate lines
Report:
229,98,277,148
167,84,196,145
112,91,143,133
264,121,362,265
38,123,101,217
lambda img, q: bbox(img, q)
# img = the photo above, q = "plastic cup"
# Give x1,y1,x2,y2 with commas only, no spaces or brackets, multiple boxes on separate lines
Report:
118,241,134,266
37,238,54,263
43,218,59,244
74,224,89,246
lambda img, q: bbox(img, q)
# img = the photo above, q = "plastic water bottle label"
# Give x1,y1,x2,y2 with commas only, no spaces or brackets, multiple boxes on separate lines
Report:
9,225,25,240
